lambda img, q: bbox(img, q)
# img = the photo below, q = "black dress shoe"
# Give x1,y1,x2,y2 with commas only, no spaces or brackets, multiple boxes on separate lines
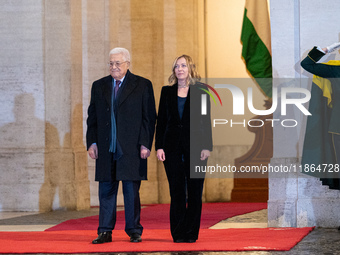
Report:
130,233,142,242
92,232,112,244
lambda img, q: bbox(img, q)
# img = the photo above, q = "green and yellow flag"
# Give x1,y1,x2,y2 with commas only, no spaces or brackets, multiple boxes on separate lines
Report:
241,0,272,98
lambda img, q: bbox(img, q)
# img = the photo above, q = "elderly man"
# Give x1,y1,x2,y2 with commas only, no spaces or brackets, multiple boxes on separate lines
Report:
86,47,156,243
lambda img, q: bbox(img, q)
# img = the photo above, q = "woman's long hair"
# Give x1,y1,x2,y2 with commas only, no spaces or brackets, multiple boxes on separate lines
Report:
168,55,201,86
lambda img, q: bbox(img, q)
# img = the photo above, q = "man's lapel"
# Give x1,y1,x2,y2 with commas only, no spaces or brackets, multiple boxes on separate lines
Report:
102,75,112,108
117,70,138,106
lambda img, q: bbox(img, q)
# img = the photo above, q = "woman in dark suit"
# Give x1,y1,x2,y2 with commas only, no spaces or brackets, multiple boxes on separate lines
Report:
155,55,212,243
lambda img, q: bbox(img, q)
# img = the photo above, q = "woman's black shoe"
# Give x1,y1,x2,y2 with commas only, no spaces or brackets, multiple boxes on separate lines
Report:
186,239,196,243
174,239,185,243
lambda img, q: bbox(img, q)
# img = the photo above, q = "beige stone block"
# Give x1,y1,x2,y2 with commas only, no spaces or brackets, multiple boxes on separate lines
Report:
204,178,233,202
1,94,45,149
203,145,251,202
0,183,42,211
0,151,45,185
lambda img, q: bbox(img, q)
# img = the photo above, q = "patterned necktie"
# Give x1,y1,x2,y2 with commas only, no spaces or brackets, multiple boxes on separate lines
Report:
115,80,121,98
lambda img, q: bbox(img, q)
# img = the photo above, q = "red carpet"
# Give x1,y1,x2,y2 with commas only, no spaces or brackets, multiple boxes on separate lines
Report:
46,202,267,231
0,228,313,253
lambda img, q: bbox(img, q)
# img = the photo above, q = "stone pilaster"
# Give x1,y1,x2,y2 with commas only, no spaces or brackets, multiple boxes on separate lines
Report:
40,0,90,212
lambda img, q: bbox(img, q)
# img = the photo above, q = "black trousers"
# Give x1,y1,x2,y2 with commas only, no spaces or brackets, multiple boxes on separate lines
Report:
163,150,205,241
97,158,143,236
98,180,142,236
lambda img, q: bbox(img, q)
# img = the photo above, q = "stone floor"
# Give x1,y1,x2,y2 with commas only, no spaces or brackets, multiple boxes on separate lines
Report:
0,207,340,255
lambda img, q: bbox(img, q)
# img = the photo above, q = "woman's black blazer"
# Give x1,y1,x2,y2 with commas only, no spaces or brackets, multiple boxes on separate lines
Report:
155,83,213,155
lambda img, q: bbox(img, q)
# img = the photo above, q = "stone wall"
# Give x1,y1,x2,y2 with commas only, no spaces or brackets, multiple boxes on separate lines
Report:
0,0,206,211
0,0,257,211
0,0,90,211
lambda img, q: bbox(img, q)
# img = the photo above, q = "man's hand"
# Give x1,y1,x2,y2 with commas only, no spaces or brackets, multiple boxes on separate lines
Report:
140,145,150,159
200,149,210,161
88,144,98,159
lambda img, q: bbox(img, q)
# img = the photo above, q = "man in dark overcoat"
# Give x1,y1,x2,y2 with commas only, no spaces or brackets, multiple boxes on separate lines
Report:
86,47,156,244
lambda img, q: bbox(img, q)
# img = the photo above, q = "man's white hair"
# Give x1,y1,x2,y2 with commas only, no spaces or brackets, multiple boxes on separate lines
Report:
109,47,131,62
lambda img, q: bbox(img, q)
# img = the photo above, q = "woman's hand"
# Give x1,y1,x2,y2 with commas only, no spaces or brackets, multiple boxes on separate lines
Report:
157,149,166,161
200,149,210,161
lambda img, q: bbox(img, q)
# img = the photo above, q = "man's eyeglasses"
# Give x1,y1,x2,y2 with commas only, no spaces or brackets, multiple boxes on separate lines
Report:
108,61,128,68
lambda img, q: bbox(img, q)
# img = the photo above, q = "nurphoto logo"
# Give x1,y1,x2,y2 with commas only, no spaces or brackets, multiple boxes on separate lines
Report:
200,79,312,128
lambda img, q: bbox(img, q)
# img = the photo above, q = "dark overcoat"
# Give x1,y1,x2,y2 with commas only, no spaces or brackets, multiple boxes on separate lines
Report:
86,70,156,181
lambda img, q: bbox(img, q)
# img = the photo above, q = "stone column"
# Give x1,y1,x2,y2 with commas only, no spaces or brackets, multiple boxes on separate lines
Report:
39,0,90,212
